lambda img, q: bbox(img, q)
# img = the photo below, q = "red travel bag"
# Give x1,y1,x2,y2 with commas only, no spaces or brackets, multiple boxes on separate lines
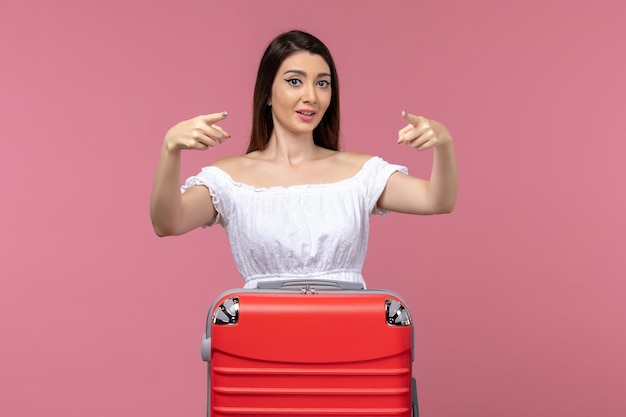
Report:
201,280,418,416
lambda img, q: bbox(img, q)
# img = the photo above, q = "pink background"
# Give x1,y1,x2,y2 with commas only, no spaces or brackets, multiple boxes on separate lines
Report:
2,0,625,416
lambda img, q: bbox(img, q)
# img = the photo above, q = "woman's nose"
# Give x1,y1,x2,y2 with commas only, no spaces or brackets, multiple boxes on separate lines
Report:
301,83,317,104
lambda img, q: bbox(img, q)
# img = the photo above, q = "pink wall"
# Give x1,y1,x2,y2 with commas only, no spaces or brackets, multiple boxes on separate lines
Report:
2,0,625,416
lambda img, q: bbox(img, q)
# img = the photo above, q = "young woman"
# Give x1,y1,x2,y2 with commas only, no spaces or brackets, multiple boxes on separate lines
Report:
150,30,458,288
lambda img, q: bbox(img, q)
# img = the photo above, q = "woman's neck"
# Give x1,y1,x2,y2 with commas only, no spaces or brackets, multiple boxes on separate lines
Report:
262,129,323,165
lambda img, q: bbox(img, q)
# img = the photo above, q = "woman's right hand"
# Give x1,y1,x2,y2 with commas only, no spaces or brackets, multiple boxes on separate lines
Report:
151,111,229,236
163,112,231,152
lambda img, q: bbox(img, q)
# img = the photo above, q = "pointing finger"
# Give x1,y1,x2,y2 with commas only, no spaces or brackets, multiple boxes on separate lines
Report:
201,111,229,125
402,111,426,127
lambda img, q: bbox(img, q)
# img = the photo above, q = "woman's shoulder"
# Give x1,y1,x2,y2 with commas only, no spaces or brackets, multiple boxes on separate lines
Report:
335,151,395,175
332,151,376,167
210,154,274,186
211,155,246,170
322,151,386,183
210,155,255,177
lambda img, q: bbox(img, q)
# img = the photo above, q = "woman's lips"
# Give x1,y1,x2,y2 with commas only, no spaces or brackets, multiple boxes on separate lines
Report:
296,109,317,121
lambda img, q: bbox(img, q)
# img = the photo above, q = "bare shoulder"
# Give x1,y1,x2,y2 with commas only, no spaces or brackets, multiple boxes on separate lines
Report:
322,151,375,180
211,154,269,184
333,151,376,169
336,151,373,166
211,155,251,175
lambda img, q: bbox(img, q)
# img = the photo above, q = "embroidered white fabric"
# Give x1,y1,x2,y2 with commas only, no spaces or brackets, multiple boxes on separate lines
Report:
181,156,408,288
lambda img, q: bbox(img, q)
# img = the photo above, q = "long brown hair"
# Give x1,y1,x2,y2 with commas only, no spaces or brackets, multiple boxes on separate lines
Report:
247,30,340,153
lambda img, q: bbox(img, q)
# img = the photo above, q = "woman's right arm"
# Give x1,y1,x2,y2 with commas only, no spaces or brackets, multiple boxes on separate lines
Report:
150,112,230,237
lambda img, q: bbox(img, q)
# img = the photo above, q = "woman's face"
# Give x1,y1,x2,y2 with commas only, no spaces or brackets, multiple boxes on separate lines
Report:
268,51,332,138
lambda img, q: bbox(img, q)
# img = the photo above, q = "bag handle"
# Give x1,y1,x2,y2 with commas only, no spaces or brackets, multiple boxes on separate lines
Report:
256,279,364,291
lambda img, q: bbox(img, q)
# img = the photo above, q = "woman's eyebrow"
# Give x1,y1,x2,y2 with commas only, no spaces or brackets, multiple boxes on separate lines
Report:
283,69,331,78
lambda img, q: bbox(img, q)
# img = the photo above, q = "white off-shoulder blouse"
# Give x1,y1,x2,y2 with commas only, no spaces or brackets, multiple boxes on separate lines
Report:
182,156,408,288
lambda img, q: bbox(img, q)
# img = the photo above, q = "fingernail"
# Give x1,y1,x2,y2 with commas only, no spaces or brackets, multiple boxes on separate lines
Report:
402,110,407,116
397,137,403,144
222,111,228,118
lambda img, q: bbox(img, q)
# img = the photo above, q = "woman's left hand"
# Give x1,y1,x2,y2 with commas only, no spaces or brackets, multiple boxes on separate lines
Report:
397,111,453,151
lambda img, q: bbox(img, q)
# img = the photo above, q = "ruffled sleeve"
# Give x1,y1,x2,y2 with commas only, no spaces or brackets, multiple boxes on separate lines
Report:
362,157,409,216
181,166,232,227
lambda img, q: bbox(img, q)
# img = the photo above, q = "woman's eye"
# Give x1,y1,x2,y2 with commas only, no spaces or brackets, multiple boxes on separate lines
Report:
317,80,330,88
286,79,301,86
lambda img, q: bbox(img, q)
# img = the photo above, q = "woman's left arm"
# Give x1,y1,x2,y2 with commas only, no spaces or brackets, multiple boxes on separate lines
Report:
377,111,458,215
